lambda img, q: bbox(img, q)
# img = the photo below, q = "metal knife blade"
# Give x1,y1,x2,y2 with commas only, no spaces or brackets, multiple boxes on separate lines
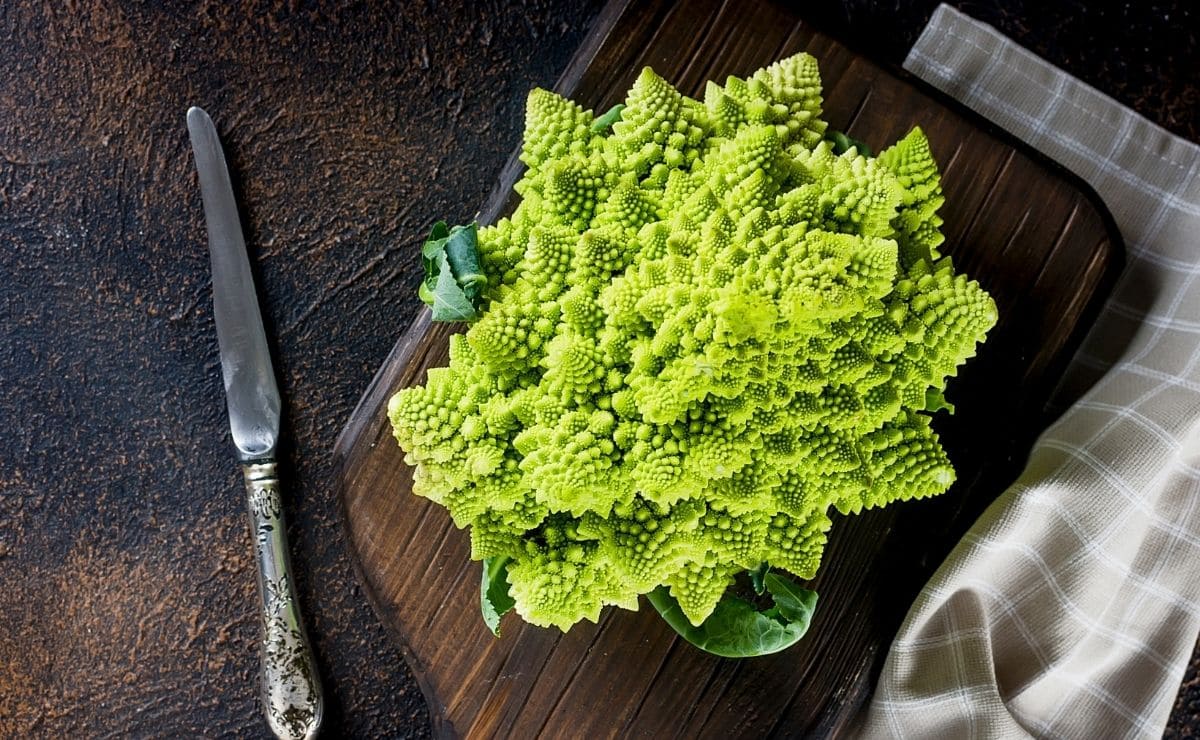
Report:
187,106,280,462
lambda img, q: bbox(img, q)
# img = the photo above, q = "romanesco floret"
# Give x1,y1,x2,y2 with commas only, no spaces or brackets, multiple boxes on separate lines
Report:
388,53,997,631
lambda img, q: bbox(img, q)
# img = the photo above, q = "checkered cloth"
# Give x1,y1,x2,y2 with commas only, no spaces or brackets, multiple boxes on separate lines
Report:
856,5,1200,738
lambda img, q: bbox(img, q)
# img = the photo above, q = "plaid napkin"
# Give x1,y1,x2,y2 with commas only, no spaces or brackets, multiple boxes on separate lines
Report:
856,5,1200,738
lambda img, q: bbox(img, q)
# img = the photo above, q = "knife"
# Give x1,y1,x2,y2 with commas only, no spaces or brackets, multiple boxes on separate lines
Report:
187,106,324,740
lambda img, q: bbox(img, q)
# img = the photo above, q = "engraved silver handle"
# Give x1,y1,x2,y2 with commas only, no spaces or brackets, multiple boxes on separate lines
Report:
242,461,324,740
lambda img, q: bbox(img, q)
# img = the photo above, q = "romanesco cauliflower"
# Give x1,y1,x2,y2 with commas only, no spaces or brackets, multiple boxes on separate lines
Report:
389,53,997,633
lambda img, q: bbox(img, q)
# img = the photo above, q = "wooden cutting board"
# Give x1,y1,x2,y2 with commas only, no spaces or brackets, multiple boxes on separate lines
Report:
333,0,1123,736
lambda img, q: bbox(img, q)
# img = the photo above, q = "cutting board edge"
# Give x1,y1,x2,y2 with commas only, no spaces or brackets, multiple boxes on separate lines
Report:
336,476,452,738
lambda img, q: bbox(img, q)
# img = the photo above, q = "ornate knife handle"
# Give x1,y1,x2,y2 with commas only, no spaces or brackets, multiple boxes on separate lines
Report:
242,461,324,740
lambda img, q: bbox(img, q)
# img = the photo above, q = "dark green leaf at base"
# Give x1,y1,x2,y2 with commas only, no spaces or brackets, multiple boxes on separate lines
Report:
827,130,873,157
481,556,516,636
647,572,818,658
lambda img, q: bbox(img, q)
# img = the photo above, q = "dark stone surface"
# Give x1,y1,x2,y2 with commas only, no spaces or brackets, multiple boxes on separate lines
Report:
0,2,601,736
0,0,1194,736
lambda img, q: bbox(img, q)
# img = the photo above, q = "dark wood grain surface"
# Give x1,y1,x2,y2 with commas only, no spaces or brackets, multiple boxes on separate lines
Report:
334,0,1125,736
1,0,1197,737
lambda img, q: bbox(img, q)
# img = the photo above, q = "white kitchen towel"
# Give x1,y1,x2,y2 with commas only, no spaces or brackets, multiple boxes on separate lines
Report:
857,4,1200,738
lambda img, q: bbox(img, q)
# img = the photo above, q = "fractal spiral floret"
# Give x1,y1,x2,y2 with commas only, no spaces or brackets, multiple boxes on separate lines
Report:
389,53,997,632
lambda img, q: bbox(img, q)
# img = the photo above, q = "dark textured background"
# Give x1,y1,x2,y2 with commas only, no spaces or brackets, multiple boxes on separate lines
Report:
0,1,1194,737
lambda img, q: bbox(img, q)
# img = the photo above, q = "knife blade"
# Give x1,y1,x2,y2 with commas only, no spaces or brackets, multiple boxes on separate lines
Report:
187,106,280,462
187,106,325,740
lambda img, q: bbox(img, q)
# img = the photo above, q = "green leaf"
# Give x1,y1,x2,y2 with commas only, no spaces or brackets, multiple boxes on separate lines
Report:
647,571,818,658
590,103,626,133
481,556,515,636
420,221,449,308
443,223,487,302
748,563,769,595
418,279,436,305
422,221,451,256
421,222,450,294
430,252,479,322
417,220,486,322
828,130,872,157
